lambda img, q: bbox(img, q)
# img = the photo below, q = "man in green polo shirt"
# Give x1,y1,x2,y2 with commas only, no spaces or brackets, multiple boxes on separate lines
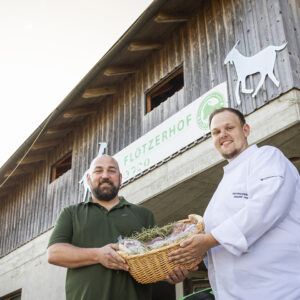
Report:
47,154,188,300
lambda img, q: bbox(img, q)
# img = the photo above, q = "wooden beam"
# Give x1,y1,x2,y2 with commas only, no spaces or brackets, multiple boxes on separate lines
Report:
154,12,190,23
0,177,19,188
0,182,20,197
4,168,32,178
104,66,137,76
63,106,98,118
31,140,58,150
17,154,46,165
0,187,14,197
82,87,117,98
128,42,162,51
0,182,19,192
46,126,70,135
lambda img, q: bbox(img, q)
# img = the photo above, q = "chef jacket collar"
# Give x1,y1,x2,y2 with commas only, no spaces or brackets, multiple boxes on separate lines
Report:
224,144,258,173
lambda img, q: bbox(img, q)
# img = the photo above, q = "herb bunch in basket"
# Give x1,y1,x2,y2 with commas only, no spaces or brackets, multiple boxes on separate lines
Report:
118,214,205,255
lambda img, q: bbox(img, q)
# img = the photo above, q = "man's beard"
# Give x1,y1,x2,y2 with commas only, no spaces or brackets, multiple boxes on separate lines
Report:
222,149,239,160
91,179,120,201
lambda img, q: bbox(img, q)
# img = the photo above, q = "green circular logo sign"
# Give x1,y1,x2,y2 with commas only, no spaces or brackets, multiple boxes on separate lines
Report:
196,92,225,130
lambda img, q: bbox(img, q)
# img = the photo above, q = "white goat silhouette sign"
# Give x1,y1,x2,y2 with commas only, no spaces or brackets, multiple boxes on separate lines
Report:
224,40,287,105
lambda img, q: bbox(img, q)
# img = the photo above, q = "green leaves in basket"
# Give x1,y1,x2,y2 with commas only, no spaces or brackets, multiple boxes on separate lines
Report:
126,222,176,243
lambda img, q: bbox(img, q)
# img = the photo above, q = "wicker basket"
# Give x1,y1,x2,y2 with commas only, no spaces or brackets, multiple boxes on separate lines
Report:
118,214,205,284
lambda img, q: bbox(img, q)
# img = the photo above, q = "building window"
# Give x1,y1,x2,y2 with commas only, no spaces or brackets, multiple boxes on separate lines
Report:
50,152,72,182
0,290,22,300
146,66,184,113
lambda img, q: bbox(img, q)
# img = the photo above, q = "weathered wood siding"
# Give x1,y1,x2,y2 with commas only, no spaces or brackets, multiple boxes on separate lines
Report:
1,0,299,257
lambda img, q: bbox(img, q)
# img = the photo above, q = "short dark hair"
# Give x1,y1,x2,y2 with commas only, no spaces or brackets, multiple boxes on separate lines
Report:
209,107,246,127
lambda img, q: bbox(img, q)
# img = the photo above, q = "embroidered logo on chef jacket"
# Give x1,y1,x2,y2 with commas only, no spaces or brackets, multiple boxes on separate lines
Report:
232,192,248,199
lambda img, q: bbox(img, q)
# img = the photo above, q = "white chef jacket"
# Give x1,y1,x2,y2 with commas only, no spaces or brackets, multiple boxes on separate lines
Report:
204,145,300,300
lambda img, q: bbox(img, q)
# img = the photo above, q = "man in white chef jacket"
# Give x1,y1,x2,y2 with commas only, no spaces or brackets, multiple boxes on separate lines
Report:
169,108,300,300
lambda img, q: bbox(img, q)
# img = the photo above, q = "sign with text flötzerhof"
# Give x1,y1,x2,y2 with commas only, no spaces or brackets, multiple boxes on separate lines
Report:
114,82,227,182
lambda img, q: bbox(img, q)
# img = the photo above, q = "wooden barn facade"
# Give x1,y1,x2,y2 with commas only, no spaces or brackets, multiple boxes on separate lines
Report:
0,0,299,299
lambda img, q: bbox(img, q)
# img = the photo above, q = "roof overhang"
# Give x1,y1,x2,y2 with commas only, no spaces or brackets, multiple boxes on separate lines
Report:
0,0,206,193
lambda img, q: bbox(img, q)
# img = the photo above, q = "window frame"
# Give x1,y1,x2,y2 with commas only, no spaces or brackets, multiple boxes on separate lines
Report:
145,65,184,113
50,151,72,183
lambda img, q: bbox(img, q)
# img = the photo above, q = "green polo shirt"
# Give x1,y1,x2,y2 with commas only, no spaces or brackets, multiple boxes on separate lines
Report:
48,197,155,300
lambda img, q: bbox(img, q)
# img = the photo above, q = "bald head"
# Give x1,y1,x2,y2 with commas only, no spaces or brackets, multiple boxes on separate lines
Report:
89,154,120,175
